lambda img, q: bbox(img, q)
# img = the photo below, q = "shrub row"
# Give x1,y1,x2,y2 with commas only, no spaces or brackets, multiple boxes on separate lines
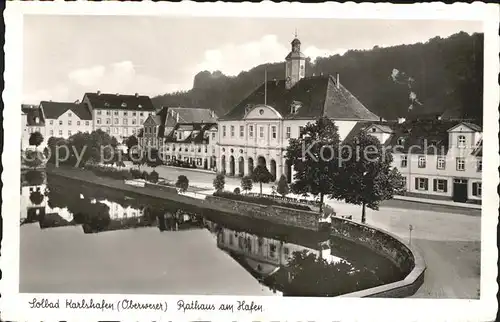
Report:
213,191,312,211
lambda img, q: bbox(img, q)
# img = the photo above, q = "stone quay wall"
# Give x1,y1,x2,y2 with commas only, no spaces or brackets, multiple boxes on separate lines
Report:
331,216,426,298
204,196,321,231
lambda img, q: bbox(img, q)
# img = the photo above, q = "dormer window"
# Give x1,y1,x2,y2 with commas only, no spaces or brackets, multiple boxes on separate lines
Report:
371,127,377,132
34,117,39,124
290,101,302,114
397,137,405,146
104,102,110,108
121,102,127,108
138,104,142,109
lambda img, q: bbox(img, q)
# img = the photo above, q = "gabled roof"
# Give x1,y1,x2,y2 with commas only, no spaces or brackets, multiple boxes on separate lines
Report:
221,75,379,121
144,114,162,126
22,105,45,126
447,121,482,133
164,122,217,144
83,92,155,111
345,119,482,155
471,139,482,157
162,107,218,127
40,101,92,120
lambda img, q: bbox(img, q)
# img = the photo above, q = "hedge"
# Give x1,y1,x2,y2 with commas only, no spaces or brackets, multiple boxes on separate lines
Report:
213,191,312,211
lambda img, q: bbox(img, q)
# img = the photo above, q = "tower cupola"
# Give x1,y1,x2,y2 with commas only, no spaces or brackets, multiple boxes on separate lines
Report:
285,31,307,89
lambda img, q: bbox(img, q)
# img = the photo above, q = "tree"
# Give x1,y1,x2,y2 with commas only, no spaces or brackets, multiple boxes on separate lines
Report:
176,175,189,193
29,190,44,206
337,131,406,223
251,165,274,196
126,135,139,157
23,150,44,169
277,174,290,197
213,173,225,192
146,148,163,168
285,117,342,214
24,170,45,186
29,131,44,150
240,175,253,194
233,187,241,195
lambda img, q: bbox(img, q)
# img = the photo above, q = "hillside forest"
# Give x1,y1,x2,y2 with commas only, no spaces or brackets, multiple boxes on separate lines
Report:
151,32,483,124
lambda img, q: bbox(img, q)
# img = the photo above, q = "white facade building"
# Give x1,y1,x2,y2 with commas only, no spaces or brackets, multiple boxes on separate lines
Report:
40,101,93,140
217,36,379,182
348,119,483,203
82,92,156,142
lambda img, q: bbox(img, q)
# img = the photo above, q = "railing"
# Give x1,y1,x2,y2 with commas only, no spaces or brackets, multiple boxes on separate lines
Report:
246,192,322,207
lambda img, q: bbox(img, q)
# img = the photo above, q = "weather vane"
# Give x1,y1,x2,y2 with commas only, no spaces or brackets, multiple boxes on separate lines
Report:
294,28,298,38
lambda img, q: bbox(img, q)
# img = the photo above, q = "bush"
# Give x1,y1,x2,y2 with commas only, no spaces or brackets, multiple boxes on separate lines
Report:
176,175,189,192
213,173,225,192
233,187,241,194
141,171,149,180
129,168,143,179
149,170,159,183
212,191,312,211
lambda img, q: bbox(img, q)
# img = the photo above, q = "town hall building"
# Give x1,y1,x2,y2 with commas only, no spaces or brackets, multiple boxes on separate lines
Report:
217,35,380,182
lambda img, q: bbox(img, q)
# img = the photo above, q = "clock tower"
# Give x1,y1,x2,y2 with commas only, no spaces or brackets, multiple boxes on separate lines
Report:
285,33,306,89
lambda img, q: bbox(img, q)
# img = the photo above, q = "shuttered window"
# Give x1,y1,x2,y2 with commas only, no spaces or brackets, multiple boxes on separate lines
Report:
415,177,428,191
433,179,448,192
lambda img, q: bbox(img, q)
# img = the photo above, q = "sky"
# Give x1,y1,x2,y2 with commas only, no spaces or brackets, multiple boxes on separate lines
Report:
23,15,482,104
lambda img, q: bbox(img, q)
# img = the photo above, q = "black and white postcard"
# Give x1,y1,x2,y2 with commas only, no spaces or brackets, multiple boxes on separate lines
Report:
1,2,498,321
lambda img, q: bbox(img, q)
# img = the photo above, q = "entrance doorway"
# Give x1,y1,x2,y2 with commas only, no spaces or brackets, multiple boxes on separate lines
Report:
453,178,468,203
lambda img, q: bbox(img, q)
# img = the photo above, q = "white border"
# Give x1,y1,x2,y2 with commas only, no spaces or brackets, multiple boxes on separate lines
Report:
2,2,499,321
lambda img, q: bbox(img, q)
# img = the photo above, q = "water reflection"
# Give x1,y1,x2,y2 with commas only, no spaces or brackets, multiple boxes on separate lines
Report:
20,171,403,296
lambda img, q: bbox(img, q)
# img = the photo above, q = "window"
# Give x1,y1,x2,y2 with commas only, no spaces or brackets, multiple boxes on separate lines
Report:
239,125,244,137
106,111,110,116
229,234,234,246
418,156,426,168
299,126,304,137
97,111,101,115
269,244,276,258
50,130,54,136
58,130,63,136
472,182,482,197
68,130,72,136
59,120,63,125
400,155,408,168
85,121,89,126
271,126,277,139
50,120,54,125
212,132,216,140
249,125,254,137
123,119,127,125
114,128,119,134
114,118,119,124
114,111,119,115
140,119,144,124
106,128,110,133
397,137,405,146
415,177,428,191
456,157,465,171
132,112,137,116
222,126,226,137
433,179,448,192
97,118,101,124
77,121,80,126
401,176,407,188
132,119,136,125
437,157,446,170
284,247,290,257
185,146,188,152
230,125,235,137
68,120,72,126
106,118,110,124
457,135,466,148
123,112,128,116
140,112,144,116
286,127,291,139
68,112,72,117
259,126,264,138
477,159,482,172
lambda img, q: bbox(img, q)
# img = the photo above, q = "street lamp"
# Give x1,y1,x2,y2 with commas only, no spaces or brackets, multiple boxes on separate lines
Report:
409,224,414,245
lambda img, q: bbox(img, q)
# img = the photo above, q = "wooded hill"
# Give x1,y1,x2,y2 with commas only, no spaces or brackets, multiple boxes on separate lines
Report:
151,32,483,123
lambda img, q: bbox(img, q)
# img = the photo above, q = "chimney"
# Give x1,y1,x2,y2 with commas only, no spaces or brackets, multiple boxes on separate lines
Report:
312,73,315,77
97,90,101,95
336,73,340,89
436,115,442,121
74,99,80,104
176,112,179,123
116,93,120,96
398,117,406,124
379,116,383,122
135,93,139,98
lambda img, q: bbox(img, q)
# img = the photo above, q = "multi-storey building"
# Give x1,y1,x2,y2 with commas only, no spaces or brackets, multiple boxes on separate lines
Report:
40,101,93,139
345,118,483,203
81,92,156,142
140,107,219,170
217,35,379,182
21,104,46,150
